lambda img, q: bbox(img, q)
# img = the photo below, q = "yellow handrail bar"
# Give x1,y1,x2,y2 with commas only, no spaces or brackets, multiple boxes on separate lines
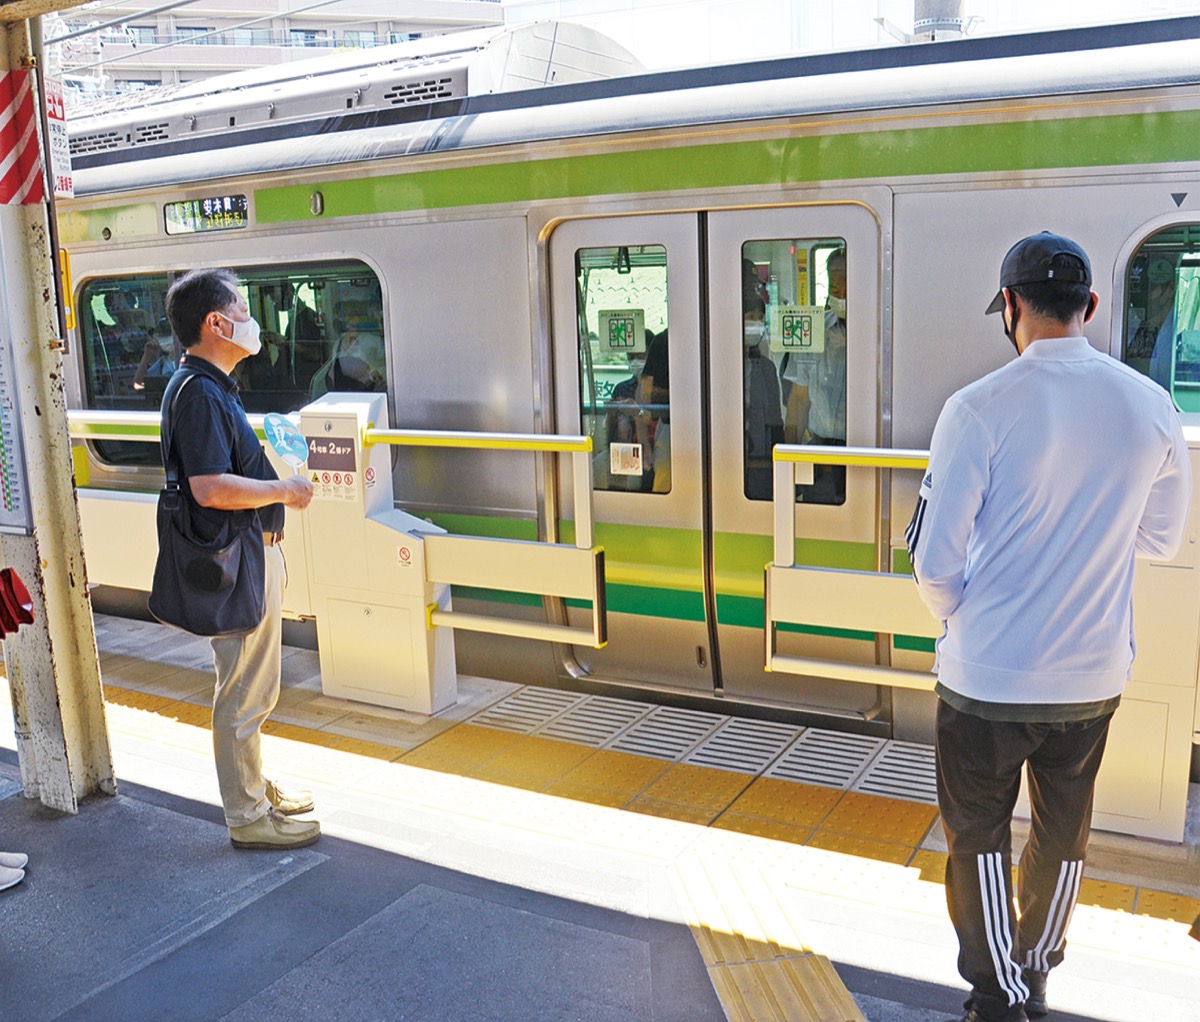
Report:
773,443,929,471
363,427,591,455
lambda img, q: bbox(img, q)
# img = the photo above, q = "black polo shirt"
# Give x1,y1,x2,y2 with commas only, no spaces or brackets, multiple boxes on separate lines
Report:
161,354,285,538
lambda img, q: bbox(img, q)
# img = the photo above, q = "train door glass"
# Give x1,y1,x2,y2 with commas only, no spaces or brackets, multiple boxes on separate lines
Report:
741,238,846,504
550,216,713,693
576,245,672,494
77,261,387,465
1121,224,1200,410
709,206,887,715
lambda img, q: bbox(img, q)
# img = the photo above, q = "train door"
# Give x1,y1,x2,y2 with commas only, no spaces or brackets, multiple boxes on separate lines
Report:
550,215,714,692
550,200,890,720
707,204,887,716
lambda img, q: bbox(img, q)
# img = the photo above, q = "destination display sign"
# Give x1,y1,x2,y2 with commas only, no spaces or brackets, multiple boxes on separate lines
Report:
164,194,249,235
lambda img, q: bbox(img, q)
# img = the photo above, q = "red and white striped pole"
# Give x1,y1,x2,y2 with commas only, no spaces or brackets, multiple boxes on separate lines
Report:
0,68,46,205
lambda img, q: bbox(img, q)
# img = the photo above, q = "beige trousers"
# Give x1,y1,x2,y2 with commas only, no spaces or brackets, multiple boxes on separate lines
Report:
210,544,284,828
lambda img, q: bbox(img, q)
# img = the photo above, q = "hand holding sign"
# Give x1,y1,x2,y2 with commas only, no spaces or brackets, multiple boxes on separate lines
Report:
264,413,309,474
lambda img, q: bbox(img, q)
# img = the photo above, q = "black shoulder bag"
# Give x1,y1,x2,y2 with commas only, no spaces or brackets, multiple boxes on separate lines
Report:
148,369,267,637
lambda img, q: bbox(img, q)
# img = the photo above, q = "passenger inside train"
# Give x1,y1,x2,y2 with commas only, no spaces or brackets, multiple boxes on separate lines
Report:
309,289,387,396
783,246,848,504
1124,227,1200,410
576,243,671,494
742,291,784,501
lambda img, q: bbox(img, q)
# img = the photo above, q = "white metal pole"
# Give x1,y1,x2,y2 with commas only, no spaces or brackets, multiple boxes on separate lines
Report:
773,459,794,567
0,19,113,814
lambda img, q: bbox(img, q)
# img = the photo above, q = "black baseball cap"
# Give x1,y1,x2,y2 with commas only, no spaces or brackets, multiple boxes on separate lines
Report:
984,232,1092,314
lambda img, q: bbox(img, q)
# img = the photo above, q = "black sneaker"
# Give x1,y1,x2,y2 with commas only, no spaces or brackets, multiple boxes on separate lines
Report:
1022,970,1048,1018
949,1004,1029,1022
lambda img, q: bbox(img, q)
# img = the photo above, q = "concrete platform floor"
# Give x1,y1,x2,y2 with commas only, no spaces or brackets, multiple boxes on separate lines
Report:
1,614,1198,1022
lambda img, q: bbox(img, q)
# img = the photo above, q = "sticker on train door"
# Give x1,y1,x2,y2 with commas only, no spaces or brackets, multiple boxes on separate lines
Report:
610,442,643,476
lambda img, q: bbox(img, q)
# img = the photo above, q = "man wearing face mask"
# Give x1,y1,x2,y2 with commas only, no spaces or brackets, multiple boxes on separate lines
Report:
163,268,320,850
784,248,848,503
907,233,1190,1022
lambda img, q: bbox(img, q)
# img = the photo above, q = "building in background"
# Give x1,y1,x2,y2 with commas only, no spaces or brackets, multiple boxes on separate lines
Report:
500,0,1200,70
49,0,504,103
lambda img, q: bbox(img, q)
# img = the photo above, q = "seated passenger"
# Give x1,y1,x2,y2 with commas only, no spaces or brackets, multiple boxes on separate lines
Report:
310,301,385,396
743,295,783,500
132,318,176,393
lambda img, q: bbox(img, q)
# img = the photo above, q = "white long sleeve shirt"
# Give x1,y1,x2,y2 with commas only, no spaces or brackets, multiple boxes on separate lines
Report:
908,336,1191,711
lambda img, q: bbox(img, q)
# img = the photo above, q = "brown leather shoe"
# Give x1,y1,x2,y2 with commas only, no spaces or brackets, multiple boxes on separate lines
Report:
229,808,320,850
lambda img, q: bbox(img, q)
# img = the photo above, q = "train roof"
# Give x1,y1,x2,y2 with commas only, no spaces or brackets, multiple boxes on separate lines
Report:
67,15,1200,198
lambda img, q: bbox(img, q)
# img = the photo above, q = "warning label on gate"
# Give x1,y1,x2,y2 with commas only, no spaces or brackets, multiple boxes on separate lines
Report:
312,467,357,501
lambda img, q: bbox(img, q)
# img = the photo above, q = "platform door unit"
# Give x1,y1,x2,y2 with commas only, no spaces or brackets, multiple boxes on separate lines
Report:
551,202,893,720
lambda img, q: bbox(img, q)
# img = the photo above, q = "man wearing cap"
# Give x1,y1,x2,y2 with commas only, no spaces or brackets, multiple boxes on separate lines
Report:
906,233,1191,1022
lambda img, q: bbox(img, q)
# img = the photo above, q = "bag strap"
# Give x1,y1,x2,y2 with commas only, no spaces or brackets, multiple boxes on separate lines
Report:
159,367,252,514
160,368,201,491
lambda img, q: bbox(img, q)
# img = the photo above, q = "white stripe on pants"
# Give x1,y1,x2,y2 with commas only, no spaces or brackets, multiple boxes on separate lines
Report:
211,544,284,828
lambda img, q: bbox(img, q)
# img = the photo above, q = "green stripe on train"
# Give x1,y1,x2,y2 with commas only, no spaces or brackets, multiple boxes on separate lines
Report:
256,108,1200,223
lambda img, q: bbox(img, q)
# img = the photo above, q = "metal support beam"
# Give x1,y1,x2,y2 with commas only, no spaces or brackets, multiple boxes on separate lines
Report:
0,19,113,813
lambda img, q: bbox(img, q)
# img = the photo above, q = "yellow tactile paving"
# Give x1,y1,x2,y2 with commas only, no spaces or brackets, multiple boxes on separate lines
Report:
807,831,915,865
677,851,815,967
466,735,596,789
909,849,948,885
261,720,337,746
556,748,671,795
399,723,522,772
1078,876,1137,912
163,701,212,728
542,780,633,808
640,763,755,812
1135,888,1200,923
103,686,174,713
712,813,813,846
820,790,939,846
727,777,843,829
708,956,868,1022
627,796,721,826
324,735,403,761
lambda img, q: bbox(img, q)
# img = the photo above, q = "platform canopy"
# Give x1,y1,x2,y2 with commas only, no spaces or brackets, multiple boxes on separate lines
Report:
0,0,88,23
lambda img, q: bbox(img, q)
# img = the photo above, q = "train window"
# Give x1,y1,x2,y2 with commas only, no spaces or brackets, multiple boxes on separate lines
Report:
78,261,387,466
741,238,847,504
1122,224,1200,411
575,245,671,494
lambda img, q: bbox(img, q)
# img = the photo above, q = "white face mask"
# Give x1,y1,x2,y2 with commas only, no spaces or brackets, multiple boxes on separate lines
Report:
828,295,847,320
216,311,262,356
744,321,765,348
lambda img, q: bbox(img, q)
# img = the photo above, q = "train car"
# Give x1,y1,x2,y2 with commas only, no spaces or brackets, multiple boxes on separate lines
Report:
59,17,1200,840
